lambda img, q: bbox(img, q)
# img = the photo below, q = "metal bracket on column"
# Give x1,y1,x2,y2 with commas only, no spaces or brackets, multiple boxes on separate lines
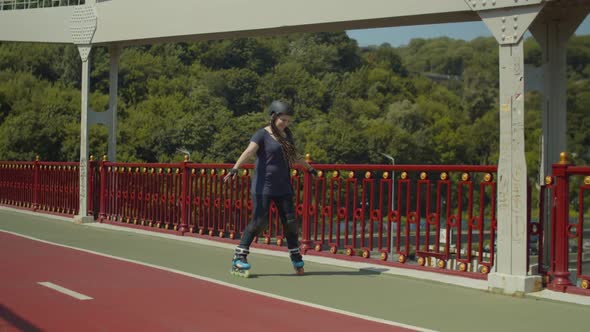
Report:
70,5,98,61
88,108,113,128
465,0,546,45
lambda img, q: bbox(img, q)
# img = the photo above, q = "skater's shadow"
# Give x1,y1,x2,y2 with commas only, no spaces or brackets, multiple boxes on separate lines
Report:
248,267,388,278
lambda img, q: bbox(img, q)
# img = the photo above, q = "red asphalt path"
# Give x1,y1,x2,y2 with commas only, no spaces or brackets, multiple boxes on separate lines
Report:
0,232,415,332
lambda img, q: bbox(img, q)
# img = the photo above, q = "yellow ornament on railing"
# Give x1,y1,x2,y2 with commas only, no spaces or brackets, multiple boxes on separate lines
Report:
558,152,570,165
545,176,553,185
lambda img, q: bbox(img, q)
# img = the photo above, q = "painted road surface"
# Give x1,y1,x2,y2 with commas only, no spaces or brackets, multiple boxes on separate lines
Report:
0,232,423,332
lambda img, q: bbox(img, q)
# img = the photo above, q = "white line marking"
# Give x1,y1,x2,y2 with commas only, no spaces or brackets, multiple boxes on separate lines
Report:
37,282,93,300
2,230,437,332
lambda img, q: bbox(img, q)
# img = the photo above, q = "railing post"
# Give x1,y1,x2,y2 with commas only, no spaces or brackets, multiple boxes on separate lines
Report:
33,155,39,211
300,153,313,253
548,152,573,291
98,155,107,222
179,155,189,233
87,155,95,216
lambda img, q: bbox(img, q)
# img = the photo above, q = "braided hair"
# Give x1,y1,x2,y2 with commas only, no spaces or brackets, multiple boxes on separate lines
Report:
270,113,299,166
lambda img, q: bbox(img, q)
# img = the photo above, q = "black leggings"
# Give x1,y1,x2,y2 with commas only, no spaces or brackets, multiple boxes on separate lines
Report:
239,194,299,250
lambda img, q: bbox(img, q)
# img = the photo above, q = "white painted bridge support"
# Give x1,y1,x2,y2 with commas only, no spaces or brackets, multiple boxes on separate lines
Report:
72,1,98,223
74,46,94,224
471,2,546,295
530,5,589,271
490,38,543,294
107,45,120,162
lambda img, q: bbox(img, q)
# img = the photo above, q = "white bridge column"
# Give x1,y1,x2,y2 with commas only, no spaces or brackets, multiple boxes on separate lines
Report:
74,47,95,224
530,6,589,270
71,2,98,224
467,1,545,294
107,45,121,162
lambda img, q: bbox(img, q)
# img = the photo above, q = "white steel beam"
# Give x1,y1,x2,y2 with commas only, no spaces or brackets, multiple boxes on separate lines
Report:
0,7,73,43
475,4,546,294
74,46,94,224
90,0,478,45
1,0,480,45
107,45,120,162
530,3,590,273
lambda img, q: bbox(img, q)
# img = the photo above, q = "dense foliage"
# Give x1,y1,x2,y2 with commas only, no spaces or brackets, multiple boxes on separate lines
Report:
0,32,589,186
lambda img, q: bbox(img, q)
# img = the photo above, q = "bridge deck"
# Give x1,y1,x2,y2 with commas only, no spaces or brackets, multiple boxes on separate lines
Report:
1,208,589,331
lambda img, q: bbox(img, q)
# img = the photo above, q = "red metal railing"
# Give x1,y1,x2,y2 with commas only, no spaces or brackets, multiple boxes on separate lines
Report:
0,158,97,216
0,161,35,208
1,157,503,278
6,155,590,289
99,162,183,228
548,155,590,295
307,164,497,274
94,159,498,276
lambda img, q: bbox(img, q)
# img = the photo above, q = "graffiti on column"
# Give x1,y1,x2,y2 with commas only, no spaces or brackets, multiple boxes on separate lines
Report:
80,157,87,201
511,61,526,244
497,102,511,240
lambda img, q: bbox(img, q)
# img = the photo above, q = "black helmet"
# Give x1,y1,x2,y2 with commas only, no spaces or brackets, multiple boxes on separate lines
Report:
268,100,293,116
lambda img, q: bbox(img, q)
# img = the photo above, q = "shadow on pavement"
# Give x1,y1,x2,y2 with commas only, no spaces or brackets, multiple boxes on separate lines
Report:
0,304,43,332
249,267,388,278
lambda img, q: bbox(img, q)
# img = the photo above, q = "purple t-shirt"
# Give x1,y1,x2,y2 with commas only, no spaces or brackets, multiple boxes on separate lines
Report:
250,128,293,196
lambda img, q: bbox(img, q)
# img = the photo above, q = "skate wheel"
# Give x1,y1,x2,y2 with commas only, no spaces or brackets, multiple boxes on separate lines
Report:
243,270,251,278
295,268,304,276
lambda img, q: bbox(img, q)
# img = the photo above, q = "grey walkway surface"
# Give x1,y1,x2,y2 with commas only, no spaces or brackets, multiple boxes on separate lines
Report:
1,208,589,332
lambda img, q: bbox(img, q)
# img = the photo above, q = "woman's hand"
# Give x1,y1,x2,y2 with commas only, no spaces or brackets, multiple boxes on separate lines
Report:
224,168,238,182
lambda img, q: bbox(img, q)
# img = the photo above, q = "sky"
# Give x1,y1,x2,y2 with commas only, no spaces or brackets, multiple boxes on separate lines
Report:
346,16,590,47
